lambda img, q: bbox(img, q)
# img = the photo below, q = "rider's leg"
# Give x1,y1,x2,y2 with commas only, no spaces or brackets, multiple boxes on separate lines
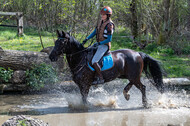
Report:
91,45,108,85
92,63,104,84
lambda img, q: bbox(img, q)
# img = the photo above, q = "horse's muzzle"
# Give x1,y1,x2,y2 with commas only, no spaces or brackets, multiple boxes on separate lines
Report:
49,55,58,62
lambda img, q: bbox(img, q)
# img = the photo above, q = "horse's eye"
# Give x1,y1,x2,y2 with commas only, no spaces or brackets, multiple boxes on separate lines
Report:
62,41,65,44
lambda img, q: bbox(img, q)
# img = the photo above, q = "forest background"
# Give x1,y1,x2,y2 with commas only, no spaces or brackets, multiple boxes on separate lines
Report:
0,0,190,78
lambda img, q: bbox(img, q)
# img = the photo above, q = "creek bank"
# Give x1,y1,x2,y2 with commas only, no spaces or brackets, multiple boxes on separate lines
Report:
0,46,66,94
1,77,190,93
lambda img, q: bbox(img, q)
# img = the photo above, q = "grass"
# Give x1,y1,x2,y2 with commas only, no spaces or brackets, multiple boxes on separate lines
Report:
0,27,54,51
0,27,190,78
150,53,190,78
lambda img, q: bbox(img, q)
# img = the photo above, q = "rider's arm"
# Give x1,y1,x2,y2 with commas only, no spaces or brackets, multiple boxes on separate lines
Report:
86,29,96,40
99,35,112,45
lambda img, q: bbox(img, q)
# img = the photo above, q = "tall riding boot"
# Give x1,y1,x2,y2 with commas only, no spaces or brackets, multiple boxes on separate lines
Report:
92,63,104,85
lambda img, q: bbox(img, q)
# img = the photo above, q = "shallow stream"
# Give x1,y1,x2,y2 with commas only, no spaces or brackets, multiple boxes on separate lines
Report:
0,80,190,126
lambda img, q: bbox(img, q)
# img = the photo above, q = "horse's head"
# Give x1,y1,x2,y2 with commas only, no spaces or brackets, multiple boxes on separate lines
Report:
49,30,70,62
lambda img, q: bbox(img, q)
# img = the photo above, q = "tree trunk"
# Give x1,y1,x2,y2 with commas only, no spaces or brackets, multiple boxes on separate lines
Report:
170,0,178,34
130,0,138,39
0,47,64,72
187,0,190,31
163,0,171,42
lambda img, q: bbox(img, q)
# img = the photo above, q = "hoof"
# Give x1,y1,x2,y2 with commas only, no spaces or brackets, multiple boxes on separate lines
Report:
143,102,150,109
123,90,130,101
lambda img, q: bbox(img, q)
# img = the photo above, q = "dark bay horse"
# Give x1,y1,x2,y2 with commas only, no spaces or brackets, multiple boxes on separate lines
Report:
49,30,164,107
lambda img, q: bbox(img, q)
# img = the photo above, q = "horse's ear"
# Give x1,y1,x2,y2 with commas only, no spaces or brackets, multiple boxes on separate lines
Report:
61,31,65,37
62,31,70,38
56,30,61,37
68,29,72,36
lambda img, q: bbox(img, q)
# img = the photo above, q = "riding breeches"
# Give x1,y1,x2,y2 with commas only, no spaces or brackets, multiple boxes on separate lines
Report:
92,44,108,65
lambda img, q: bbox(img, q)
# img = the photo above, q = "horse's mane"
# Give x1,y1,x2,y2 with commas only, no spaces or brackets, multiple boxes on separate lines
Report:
69,36,85,51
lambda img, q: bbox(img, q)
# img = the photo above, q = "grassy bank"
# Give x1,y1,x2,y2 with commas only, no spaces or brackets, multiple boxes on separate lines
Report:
0,27,54,51
0,27,190,78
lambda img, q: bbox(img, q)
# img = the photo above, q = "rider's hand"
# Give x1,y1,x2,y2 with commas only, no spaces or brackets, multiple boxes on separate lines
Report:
93,42,99,47
82,38,88,45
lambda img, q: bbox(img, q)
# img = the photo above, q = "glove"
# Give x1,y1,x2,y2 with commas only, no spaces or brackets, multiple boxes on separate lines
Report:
92,42,99,47
82,38,88,45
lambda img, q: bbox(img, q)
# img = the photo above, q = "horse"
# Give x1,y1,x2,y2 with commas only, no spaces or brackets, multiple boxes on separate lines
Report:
49,30,164,107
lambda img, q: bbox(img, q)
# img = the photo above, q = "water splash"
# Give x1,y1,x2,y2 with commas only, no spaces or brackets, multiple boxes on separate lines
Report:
6,79,190,115
150,90,190,109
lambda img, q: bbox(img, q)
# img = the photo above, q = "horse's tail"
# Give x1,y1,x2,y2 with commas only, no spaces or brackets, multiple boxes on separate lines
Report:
139,52,164,93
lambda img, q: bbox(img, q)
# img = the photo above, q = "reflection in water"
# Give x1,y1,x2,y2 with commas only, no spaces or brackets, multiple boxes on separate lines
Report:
0,80,190,126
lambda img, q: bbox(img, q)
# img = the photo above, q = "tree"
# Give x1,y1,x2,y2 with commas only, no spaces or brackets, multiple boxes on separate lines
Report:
187,0,190,31
130,0,138,39
0,0,189,53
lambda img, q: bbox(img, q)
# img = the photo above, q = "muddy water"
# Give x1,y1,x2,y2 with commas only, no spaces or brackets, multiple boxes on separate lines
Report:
1,80,190,126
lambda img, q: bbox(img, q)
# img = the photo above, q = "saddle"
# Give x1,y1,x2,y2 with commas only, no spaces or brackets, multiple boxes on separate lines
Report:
87,47,113,71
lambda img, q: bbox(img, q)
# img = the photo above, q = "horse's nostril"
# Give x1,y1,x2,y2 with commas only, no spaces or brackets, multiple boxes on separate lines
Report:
49,57,54,62
50,57,57,62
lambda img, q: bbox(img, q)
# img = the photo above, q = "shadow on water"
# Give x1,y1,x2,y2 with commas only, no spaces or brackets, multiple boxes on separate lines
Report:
1,106,145,116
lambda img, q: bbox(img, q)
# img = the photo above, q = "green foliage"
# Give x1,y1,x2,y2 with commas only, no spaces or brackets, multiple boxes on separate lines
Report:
17,119,28,126
111,28,135,50
182,46,190,54
144,43,157,52
26,64,58,90
0,67,13,83
162,57,190,78
145,43,174,55
0,26,189,79
150,53,190,78
157,32,165,45
0,27,17,40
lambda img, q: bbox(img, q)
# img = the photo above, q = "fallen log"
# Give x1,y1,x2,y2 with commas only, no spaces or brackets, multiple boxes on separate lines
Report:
0,46,64,72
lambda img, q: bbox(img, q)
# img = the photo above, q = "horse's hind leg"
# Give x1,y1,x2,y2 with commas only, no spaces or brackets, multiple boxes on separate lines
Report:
134,80,148,108
123,82,133,101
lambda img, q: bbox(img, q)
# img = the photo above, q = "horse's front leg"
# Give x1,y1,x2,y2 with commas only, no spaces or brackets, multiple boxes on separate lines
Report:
79,84,90,105
123,82,133,101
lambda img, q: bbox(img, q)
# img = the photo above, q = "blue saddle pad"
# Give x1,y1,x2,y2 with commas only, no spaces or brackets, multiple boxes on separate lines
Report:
88,54,114,71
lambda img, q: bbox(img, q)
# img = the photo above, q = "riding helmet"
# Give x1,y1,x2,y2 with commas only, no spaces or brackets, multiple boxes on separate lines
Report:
100,6,112,15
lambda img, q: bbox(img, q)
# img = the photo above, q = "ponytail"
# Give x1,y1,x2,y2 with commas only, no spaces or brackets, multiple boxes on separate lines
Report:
107,14,111,20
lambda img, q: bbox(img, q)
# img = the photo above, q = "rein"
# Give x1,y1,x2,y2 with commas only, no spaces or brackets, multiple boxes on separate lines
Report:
58,36,95,75
59,37,91,57
65,50,87,76
66,47,89,57
70,55,86,75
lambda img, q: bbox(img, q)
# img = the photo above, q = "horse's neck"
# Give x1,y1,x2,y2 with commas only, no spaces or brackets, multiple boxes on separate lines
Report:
66,37,86,71
66,53,83,69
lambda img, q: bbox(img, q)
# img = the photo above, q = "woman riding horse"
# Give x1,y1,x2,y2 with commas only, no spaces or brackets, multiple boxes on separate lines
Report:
49,5,165,107
82,6,115,85
49,30,164,107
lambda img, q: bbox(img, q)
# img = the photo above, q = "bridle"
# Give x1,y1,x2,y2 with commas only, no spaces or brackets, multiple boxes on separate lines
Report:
57,37,91,75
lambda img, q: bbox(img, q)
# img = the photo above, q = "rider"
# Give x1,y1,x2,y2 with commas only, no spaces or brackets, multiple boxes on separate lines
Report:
82,6,115,85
